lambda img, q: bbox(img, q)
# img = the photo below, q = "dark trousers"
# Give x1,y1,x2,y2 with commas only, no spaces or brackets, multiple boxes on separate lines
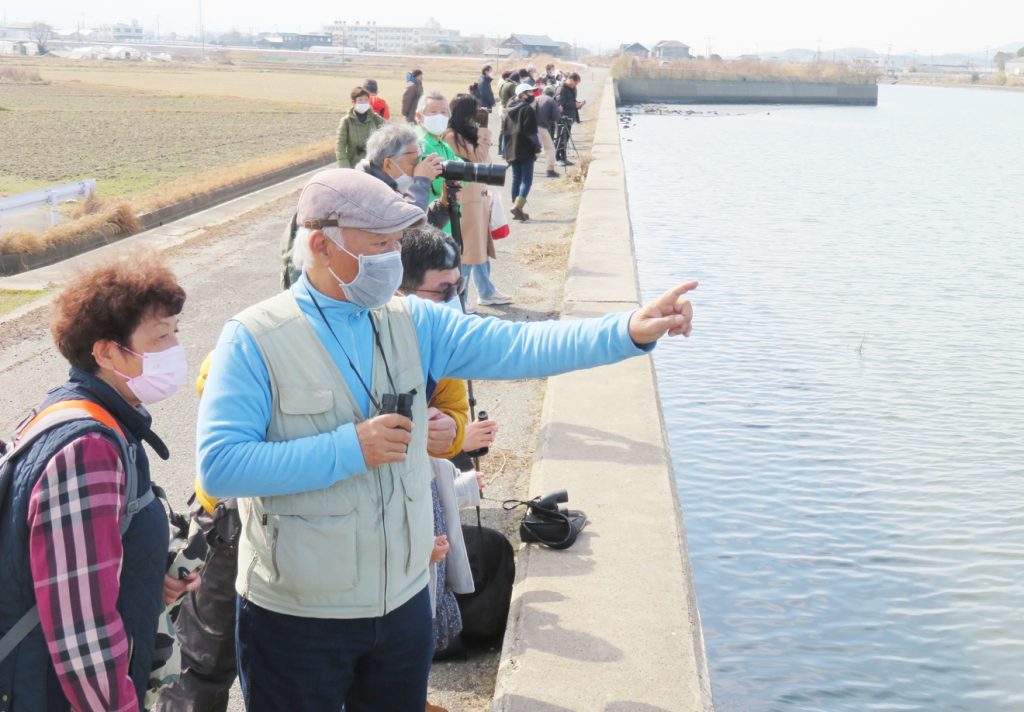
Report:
237,587,433,712
154,502,240,712
510,158,536,200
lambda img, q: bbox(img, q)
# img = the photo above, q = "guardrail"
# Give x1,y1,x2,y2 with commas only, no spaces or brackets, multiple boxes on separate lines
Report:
0,180,96,236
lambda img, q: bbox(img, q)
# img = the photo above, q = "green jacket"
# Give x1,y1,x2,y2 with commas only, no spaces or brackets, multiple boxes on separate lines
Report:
415,126,461,235
498,80,516,108
336,108,385,168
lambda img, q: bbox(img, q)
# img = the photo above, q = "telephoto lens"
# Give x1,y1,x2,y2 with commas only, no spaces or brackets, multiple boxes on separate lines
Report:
440,161,508,187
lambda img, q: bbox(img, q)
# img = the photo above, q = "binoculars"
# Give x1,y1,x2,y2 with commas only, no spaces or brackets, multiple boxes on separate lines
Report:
380,392,414,420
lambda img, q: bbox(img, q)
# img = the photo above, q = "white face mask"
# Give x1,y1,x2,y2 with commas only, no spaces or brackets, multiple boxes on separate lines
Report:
327,235,404,309
354,103,371,114
114,344,188,406
422,113,450,136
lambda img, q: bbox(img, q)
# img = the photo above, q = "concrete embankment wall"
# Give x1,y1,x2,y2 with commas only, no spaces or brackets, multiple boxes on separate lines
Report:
492,78,713,711
615,77,878,105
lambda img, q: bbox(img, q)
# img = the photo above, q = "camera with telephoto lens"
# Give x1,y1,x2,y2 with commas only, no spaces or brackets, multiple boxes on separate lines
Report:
440,161,508,187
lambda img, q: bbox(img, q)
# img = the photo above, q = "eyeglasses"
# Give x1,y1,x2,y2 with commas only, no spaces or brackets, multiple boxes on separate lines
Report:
415,276,467,302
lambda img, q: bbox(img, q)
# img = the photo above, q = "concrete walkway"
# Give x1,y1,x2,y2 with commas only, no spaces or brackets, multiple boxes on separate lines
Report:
492,79,713,711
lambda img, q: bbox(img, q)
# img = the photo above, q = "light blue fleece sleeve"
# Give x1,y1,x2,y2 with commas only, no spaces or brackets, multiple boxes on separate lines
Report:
406,296,653,383
196,321,368,499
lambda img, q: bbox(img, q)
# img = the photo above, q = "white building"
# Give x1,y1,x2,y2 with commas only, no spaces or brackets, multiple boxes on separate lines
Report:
94,20,144,43
324,18,459,52
1006,57,1024,76
0,23,34,41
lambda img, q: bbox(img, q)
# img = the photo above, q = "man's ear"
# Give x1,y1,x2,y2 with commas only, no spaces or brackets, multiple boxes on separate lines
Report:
311,230,331,261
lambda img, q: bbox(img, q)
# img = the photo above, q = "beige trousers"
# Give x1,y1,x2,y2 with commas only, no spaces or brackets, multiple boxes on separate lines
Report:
539,127,556,171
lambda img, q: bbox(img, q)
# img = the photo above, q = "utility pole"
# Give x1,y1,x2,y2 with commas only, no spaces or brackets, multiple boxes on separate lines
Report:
816,38,822,62
197,0,205,56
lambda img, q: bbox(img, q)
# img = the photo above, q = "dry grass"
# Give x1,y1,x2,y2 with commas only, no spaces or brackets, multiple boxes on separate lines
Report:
0,65,45,84
612,55,880,84
0,289,47,316
897,71,1024,89
0,202,140,255
519,240,570,265
133,139,333,213
3,141,333,256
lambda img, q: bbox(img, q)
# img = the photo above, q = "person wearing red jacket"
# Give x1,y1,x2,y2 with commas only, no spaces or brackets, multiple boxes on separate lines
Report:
363,78,390,120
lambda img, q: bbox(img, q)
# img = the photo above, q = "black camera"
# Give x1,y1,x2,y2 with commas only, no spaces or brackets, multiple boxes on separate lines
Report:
441,161,508,187
380,391,415,420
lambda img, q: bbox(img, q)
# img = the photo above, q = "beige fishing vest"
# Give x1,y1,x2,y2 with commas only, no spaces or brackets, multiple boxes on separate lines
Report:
232,291,432,619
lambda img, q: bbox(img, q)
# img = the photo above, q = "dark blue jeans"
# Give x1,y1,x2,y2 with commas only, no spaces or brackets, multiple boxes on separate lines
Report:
236,587,433,712
510,158,536,200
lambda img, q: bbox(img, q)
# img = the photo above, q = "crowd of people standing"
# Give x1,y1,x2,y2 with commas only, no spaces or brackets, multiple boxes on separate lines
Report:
0,58,699,712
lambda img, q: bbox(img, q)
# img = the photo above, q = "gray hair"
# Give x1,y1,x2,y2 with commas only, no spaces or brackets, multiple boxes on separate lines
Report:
366,124,418,169
417,90,448,114
291,225,343,274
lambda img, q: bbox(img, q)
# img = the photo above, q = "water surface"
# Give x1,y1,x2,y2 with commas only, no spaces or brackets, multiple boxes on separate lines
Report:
621,85,1024,711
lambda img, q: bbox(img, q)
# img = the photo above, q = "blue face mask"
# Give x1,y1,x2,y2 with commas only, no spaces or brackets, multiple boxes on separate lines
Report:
327,236,404,309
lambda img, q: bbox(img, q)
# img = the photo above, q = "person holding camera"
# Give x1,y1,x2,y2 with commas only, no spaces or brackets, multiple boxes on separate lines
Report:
502,83,541,222
197,166,697,712
336,86,386,169
280,124,448,288
416,91,460,237
443,94,512,308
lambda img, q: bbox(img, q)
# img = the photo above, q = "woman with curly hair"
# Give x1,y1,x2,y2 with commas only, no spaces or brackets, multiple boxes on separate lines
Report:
0,251,196,712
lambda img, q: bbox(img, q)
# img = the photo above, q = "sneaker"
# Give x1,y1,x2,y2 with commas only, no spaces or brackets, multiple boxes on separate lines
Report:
561,159,575,167
546,169,559,177
479,293,513,306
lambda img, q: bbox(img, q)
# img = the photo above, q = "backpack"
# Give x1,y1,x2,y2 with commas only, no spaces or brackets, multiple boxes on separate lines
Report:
455,524,515,641
0,400,154,663
469,81,481,99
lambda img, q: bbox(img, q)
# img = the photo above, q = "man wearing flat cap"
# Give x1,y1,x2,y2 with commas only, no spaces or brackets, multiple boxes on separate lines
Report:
197,168,698,711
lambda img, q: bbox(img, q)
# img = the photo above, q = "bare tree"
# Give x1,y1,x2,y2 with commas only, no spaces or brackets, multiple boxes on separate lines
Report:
31,22,52,55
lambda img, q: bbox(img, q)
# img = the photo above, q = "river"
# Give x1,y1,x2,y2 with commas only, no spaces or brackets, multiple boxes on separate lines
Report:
620,84,1024,711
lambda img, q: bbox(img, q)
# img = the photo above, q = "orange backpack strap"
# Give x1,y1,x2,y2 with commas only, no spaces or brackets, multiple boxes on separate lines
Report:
16,400,125,445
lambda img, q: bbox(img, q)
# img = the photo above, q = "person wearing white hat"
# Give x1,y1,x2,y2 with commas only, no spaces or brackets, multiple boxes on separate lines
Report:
501,83,541,221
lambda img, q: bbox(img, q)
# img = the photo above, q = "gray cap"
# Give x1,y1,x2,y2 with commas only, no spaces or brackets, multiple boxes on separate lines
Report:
297,168,425,233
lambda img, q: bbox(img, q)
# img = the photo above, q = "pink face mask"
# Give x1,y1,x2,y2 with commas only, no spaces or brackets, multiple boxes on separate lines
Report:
114,344,188,406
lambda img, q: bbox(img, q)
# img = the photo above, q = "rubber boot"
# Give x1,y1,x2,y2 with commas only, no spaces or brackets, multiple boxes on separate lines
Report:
510,196,529,222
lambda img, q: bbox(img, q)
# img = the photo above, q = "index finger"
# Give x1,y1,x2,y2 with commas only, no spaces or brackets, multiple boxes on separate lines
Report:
667,280,698,298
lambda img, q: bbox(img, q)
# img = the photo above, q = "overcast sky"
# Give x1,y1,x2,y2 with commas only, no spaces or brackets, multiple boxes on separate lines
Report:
3,0,1022,55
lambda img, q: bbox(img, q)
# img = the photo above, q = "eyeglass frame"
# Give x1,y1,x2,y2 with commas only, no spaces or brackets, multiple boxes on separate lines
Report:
413,275,467,302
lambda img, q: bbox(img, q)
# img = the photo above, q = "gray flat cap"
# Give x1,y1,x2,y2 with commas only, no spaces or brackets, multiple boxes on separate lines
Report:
297,168,425,233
